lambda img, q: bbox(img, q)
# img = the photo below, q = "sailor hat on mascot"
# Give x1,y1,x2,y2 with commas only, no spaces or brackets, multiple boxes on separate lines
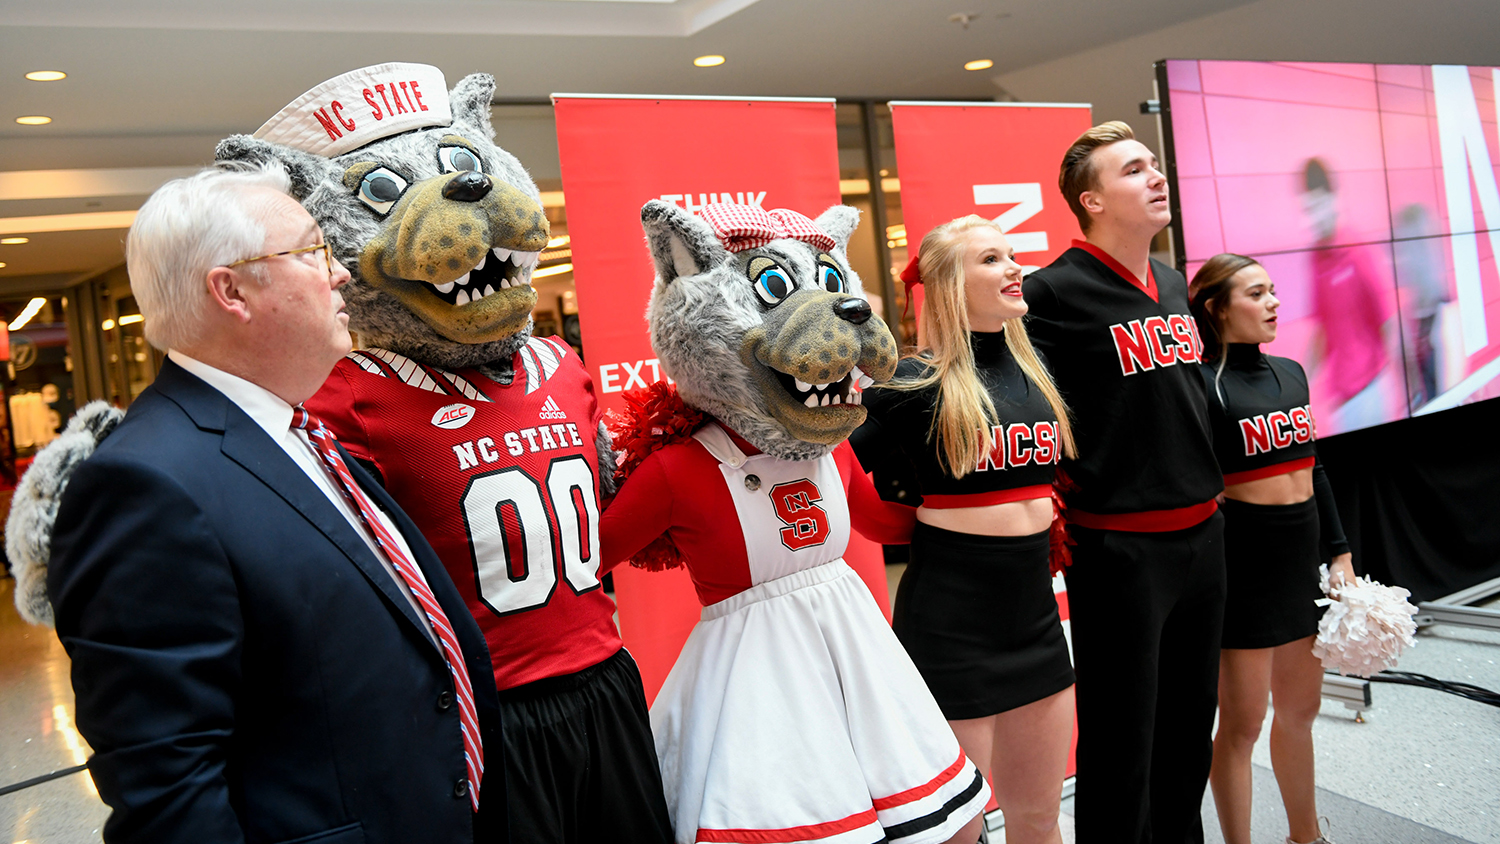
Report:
217,64,675,843
596,199,992,844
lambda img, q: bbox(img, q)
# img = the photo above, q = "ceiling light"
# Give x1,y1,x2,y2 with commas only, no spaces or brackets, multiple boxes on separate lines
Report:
546,235,572,249
9,297,47,331
693,55,726,68
1,237,29,245
101,318,116,331
964,59,994,71
119,314,144,325
533,263,573,279
15,115,52,125
0,263,6,269
25,70,67,82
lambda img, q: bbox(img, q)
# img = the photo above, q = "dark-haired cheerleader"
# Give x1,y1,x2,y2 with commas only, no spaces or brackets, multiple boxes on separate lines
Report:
1190,253,1355,844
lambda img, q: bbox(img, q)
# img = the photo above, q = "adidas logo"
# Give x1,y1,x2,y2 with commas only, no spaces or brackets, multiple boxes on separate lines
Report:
538,396,567,421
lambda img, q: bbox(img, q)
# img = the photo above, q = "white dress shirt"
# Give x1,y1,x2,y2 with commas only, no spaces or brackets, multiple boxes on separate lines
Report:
168,351,435,640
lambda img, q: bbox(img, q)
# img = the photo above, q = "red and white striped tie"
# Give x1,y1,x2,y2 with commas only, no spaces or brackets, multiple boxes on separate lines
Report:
291,406,483,811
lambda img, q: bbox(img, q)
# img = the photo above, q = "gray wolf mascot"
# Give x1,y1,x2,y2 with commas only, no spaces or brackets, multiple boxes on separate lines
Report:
598,200,991,844
10,63,671,844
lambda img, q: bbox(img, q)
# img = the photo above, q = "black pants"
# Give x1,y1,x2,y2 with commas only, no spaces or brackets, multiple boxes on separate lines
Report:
495,647,673,844
1064,512,1226,844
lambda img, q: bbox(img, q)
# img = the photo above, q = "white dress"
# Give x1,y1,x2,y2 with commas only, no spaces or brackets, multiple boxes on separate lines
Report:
649,424,990,844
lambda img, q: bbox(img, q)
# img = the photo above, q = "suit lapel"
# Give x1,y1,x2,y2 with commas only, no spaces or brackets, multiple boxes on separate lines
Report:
154,360,441,655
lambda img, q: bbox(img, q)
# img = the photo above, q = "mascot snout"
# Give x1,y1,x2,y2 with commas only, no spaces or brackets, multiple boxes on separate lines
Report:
748,290,897,385
361,171,550,343
641,198,899,458
741,289,899,446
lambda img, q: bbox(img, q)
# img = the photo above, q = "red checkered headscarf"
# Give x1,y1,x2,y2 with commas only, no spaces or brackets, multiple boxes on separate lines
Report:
698,204,836,254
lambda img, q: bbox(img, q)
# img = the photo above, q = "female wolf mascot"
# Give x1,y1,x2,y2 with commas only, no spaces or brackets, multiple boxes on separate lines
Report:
600,200,990,844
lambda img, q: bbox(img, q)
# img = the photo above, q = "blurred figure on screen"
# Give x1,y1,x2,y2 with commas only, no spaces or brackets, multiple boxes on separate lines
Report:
1300,158,1397,432
1393,204,1452,407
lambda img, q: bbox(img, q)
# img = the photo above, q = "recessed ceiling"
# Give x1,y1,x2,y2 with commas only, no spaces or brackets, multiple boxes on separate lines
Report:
3,0,1495,289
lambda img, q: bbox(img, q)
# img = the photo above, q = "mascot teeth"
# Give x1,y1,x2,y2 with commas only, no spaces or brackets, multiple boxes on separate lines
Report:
422,246,536,306
850,366,874,390
778,369,858,410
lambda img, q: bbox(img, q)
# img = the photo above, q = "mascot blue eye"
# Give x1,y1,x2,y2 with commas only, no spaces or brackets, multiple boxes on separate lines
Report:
752,264,792,307
357,168,409,215
818,263,846,293
438,146,484,174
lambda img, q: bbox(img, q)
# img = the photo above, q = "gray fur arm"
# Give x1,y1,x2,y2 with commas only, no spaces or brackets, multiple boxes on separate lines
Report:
6,401,124,627
596,420,619,498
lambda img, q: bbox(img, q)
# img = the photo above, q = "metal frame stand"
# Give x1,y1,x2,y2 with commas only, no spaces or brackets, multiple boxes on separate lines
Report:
1317,574,1500,718
1320,673,1373,721
1414,575,1500,633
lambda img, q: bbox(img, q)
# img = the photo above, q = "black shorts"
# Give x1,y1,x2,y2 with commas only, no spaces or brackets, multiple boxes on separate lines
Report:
1221,497,1323,649
495,647,672,844
894,523,1075,720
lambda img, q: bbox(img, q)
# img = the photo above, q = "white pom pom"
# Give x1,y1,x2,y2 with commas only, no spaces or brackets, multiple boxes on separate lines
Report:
1312,564,1420,678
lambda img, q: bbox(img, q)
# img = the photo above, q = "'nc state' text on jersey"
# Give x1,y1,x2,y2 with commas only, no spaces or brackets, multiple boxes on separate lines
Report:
1110,314,1203,376
1239,405,1315,456
452,423,585,470
975,421,1061,472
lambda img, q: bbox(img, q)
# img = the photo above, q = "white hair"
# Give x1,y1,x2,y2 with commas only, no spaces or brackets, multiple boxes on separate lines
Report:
126,163,293,351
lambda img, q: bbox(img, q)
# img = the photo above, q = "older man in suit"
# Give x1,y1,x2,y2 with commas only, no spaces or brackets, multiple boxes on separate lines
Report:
47,163,503,844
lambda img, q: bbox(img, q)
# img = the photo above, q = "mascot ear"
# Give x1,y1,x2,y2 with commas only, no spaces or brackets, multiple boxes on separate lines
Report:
641,199,729,284
215,135,337,202
814,205,861,254
449,73,497,140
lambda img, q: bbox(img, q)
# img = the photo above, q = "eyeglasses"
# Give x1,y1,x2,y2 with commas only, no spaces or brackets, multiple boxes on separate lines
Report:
226,242,333,278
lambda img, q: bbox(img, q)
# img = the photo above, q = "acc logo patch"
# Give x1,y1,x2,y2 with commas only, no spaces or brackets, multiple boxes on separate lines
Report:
431,403,475,430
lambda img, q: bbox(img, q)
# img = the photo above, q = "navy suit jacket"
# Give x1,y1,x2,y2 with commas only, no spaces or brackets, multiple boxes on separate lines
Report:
48,359,505,844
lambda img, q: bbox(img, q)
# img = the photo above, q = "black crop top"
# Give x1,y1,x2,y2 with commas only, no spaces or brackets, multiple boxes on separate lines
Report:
850,331,1058,508
1201,344,1350,555
1203,344,1318,481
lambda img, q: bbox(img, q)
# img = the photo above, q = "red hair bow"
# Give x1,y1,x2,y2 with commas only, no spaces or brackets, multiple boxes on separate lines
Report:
699,204,836,254
900,251,922,319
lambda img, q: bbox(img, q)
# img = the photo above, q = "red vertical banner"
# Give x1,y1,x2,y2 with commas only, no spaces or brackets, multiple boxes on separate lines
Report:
891,101,1092,281
890,101,1092,782
555,95,889,702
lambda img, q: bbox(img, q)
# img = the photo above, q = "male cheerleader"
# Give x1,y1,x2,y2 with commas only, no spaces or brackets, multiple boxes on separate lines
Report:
1022,121,1225,844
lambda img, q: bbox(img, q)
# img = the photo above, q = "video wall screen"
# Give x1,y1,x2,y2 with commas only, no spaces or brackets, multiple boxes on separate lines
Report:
1157,59,1500,436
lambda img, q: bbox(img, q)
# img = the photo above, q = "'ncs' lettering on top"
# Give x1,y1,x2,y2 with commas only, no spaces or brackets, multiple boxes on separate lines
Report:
1109,314,1203,376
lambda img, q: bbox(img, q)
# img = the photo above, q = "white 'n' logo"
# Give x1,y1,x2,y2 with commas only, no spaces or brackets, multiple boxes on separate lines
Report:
973,182,1048,260
1433,65,1500,356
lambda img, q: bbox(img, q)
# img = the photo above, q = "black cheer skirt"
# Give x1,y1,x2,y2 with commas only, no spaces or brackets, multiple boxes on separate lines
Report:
1220,497,1324,649
893,523,1075,720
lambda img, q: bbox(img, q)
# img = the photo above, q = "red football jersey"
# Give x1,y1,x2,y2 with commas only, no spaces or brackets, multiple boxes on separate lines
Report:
307,337,622,690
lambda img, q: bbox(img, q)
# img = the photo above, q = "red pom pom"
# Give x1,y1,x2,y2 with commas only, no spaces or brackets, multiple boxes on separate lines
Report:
603,381,705,571
631,535,687,572
1048,471,1080,577
605,381,706,484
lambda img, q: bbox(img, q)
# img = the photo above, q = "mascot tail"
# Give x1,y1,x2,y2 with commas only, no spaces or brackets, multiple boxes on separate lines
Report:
7,401,123,626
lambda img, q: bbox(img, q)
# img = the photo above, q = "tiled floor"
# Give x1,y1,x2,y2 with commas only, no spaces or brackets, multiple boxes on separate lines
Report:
4,570,1497,843
0,576,109,843
888,564,1500,844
